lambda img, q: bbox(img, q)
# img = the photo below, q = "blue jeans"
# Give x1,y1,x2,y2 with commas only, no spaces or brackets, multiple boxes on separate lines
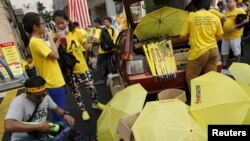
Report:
47,86,66,122
0,56,14,79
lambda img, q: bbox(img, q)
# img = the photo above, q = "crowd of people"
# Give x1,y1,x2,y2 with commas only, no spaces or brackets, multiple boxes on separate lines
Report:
181,0,250,90
3,8,119,140
4,0,250,140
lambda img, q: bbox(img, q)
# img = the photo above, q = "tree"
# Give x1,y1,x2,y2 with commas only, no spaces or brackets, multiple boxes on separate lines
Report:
42,10,52,23
36,2,45,14
36,2,52,23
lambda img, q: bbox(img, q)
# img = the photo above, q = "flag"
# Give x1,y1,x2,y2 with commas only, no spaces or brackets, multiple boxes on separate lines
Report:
67,0,91,28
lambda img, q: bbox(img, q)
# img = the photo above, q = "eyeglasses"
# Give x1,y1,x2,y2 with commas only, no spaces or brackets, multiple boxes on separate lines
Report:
40,22,45,25
34,92,47,100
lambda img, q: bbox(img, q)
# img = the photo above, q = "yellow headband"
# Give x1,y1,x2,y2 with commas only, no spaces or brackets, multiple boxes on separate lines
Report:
26,85,46,93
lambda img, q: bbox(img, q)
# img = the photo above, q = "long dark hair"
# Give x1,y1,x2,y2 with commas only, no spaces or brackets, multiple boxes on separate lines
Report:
193,0,211,11
22,12,41,34
22,12,41,47
52,10,75,32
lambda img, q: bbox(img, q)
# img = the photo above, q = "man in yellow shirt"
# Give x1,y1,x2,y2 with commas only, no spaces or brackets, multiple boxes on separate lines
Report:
221,0,248,68
94,17,117,79
180,0,224,91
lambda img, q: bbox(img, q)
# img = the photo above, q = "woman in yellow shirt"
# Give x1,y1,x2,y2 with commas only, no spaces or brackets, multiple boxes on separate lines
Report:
22,12,67,122
53,10,105,121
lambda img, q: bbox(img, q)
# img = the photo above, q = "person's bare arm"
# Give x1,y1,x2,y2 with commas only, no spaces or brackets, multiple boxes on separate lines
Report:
53,106,75,125
47,30,60,59
82,41,91,51
229,18,249,32
4,119,50,133
215,35,223,41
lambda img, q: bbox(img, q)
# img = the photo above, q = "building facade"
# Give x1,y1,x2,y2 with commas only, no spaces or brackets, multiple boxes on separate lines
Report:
0,0,23,90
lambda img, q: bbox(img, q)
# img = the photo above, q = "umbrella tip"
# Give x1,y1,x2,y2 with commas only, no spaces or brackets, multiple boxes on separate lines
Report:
159,19,161,23
190,129,193,132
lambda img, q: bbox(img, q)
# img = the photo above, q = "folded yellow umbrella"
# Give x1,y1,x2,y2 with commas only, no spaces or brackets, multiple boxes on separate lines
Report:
190,71,250,130
229,62,250,84
97,84,147,141
132,99,206,141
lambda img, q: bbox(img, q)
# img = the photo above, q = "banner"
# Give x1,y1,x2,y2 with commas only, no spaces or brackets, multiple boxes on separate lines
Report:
0,42,22,79
67,0,91,28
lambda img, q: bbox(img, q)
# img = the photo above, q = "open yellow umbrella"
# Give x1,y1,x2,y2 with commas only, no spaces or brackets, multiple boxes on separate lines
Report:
236,82,250,124
97,84,147,141
134,6,189,41
190,71,250,130
132,99,206,141
229,62,250,84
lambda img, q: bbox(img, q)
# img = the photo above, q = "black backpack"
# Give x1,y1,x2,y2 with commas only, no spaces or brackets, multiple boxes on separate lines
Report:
100,27,115,51
58,40,80,71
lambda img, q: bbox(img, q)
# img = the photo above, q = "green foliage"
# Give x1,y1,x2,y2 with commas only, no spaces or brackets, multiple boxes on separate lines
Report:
36,2,52,23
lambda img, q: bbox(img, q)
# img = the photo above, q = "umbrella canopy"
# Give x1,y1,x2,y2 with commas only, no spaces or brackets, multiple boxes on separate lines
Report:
229,62,250,84
97,84,147,141
132,99,206,141
190,71,250,130
236,82,250,124
134,6,189,41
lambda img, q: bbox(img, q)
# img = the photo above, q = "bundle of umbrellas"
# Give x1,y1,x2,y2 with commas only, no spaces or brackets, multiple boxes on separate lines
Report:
143,37,177,81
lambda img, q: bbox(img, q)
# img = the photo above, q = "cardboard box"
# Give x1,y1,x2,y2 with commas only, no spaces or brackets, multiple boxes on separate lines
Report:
107,73,125,96
157,88,187,103
111,85,125,96
117,113,140,141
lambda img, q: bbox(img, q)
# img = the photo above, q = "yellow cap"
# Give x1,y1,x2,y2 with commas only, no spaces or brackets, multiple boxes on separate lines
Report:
238,0,242,3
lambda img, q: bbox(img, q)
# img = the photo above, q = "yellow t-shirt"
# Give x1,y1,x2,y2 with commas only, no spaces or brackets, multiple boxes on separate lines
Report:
78,28,88,51
29,37,65,88
180,10,224,61
65,28,89,73
209,8,224,19
223,8,246,40
96,26,117,54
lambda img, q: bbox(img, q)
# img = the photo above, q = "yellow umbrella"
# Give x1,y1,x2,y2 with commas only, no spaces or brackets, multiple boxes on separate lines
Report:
190,71,250,130
134,6,189,41
229,62,250,84
132,99,207,141
236,82,250,124
97,84,147,141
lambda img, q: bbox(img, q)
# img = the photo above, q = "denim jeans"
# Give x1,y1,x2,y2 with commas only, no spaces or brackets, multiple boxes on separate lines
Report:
0,56,14,79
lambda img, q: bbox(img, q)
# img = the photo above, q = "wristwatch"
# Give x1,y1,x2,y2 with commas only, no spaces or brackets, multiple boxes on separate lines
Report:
63,111,70,116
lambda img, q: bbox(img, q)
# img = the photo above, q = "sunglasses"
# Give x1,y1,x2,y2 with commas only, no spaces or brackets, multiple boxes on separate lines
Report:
34,93,47,100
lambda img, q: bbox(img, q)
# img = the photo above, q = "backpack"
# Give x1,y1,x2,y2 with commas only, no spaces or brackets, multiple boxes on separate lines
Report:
100,27,115,51
58,40,80,71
